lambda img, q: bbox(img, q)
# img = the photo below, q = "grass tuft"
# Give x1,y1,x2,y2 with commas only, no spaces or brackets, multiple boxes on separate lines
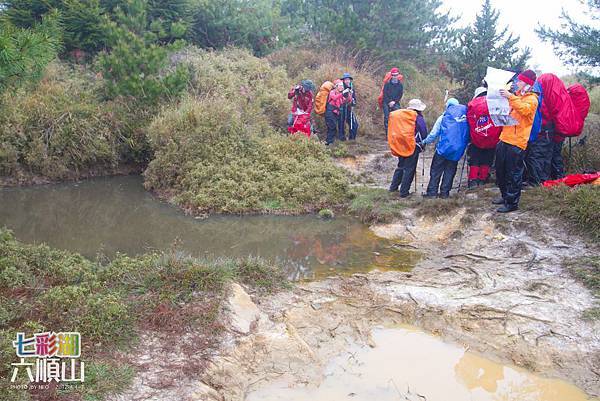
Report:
0,229,287,400
522,185,600,240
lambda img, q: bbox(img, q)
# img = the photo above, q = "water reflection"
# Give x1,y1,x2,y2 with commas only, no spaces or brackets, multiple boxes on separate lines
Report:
0,176,418,280
247,326,596,401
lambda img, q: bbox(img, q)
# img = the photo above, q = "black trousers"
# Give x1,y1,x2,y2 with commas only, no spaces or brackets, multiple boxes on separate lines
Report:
390,148,420,196
525,132,552,185
495,141,525,208
550,138,565,179
383,103,401,135
468,145,495,167
325,107,344,145
426,152,458,197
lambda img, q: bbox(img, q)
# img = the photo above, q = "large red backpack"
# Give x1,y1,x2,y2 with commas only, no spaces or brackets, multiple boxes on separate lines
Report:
538,73,590,137
466,96,502,149
568,83,591,126
377,70,404,109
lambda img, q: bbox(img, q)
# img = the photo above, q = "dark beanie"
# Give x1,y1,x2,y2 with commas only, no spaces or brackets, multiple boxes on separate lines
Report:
517,70,537,86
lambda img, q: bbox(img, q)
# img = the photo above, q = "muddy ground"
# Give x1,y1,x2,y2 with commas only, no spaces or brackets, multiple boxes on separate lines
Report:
110,148,600,401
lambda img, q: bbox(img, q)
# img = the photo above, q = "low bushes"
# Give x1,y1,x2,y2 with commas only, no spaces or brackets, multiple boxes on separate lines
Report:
179,47,291,128
144,95,350,214
566,113,600,174
0,62,150,182
0,228,287,400
522,185,600,240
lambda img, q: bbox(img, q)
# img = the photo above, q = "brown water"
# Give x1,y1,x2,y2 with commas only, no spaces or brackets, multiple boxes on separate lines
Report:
247,325,596,401
0,176,418,280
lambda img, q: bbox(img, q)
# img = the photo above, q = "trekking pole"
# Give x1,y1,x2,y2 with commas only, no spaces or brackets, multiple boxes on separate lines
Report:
457,153,467,193
421,152,425,194
568,137,572,171
349,81,354,133
414,164,418,193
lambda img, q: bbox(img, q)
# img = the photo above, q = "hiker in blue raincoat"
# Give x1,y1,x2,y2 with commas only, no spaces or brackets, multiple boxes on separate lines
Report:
339,72,359,140
422,98,470,198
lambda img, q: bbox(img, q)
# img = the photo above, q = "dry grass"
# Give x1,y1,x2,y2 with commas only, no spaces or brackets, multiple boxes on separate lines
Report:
566,113,600,173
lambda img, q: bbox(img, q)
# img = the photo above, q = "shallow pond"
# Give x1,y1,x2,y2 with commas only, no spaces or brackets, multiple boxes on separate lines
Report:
0,176,418,280
247,325,597,401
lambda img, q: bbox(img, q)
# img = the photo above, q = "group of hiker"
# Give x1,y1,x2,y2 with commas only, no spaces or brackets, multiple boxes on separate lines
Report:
287,66,590,213
287,73,358,144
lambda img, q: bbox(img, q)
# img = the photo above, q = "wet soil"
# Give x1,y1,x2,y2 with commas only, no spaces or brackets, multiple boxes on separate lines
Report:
112,200,599,401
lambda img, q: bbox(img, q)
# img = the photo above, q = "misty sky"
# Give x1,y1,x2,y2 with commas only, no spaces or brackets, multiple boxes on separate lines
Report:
441,0,598,75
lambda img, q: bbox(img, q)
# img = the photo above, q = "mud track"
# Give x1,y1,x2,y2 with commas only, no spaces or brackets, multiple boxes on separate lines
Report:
112,148,599,401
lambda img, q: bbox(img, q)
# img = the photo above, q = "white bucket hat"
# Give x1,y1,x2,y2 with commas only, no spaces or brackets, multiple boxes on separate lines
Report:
407,98,426,112
473,86,487,99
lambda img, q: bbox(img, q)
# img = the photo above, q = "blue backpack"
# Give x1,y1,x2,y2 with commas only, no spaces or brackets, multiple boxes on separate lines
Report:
529,80,544,142
437,104,470,162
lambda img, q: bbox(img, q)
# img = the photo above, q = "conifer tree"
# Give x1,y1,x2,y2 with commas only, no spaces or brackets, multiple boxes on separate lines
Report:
448,0,530,102
537,0,599,71
97,0,188,102
0,11,62,93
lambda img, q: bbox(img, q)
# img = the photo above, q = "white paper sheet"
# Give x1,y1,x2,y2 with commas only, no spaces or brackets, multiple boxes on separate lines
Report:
485,67,518,126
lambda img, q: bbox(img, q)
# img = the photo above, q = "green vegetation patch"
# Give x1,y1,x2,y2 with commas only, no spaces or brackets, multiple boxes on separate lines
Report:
522,185,600,240
144,99,350,214
348,187,406,224
0,62,150,182
0,229,287,400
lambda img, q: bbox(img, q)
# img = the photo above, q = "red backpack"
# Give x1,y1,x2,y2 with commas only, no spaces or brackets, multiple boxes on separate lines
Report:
467,96,502,149
538,73,590,137
567,83,591,130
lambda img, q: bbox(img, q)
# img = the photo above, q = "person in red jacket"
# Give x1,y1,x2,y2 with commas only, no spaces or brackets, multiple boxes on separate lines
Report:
466,86,502,188
325,79,352,145
287,80,315,137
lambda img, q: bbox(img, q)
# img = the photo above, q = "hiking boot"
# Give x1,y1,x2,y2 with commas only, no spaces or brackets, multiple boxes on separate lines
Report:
467,180,478,189
399,192,411,198
492,196,504,205
422,193,437,199
439,193,450,199
496,204,518,213
521,181,537,190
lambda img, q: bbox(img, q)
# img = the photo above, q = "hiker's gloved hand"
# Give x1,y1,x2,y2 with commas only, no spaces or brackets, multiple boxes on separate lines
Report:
342,88,351,95
388,101,395,107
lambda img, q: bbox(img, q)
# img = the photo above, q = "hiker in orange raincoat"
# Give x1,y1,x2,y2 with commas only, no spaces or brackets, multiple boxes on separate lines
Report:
287,80,315,137
388,98,428,198
493,70,539,213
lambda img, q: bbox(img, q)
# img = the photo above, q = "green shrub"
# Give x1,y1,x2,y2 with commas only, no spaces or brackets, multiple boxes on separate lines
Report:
179,47,290,128
0,228,288,400
523,185,600,240
0,62,146,180
348,187,406,224
144,94,350,214
318,208,335,219
566,113,600,173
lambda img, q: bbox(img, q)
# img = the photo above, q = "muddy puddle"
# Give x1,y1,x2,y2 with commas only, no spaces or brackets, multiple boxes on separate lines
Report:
0,175,419,280
246,325,596,401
